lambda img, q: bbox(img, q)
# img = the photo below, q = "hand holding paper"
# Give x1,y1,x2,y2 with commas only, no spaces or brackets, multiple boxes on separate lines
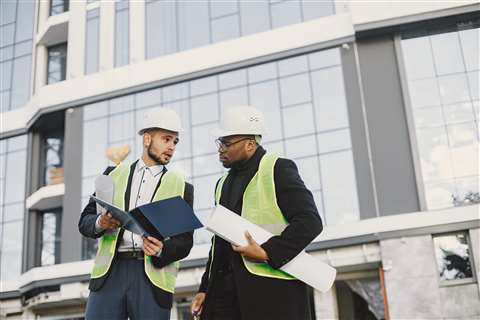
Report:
232,231,269,262
206,205,336,292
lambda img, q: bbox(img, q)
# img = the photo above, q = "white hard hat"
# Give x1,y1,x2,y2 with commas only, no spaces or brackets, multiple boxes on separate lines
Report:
138,108,183,135
211,106,265,137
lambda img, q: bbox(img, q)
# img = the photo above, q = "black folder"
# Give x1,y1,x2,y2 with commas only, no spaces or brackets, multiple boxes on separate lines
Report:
90,195,203,239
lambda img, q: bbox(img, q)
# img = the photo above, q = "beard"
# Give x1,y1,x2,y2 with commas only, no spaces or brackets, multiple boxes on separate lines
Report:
147,144,169,165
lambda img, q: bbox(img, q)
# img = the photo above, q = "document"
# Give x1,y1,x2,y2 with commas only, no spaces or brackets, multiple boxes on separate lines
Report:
94,175,114,215
91,195,203,239
206,205,336,292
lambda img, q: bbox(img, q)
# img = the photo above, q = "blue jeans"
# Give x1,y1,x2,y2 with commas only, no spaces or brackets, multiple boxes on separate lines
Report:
85,258,170,320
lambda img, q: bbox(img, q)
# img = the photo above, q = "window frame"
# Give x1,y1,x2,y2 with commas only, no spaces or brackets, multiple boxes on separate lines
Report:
431,230,477,287
46,43,68,84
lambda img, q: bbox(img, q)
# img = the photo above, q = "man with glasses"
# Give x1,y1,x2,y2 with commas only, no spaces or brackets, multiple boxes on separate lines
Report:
79,108,194,320
191,106,323,320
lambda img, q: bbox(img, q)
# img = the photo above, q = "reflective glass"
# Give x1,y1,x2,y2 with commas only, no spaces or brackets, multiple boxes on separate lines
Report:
282,103,315,138
191,94,219,125
115,3,129,67
430,31,465,76
211,14,240,43
85,9,100,75
280,74,311,106
146,0,177,59
433,232,473,281
321,151,360,225
178,2,210,51
270,1,301,28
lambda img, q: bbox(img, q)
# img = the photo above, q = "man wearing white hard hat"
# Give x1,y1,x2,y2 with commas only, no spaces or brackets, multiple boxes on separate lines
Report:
191,106,323,320
79,108,194,319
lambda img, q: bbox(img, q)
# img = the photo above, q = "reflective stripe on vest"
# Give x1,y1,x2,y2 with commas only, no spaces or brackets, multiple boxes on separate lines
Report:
90,163,186,293
215,154,295,280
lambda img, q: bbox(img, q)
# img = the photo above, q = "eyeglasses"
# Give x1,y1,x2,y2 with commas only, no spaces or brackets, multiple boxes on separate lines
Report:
215,137,252,150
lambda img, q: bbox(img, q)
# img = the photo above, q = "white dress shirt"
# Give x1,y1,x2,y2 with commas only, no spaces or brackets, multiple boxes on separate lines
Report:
96,159,165,254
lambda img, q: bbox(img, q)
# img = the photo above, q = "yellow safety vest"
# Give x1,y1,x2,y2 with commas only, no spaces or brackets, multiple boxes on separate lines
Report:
90,162,186,293
214,154,295,280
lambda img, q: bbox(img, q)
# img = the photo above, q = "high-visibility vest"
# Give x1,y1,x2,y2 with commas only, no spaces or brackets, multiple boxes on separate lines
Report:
214,154,295,280
90,162,186,293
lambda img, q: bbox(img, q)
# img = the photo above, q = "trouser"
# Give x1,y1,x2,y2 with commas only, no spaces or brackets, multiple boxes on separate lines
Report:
203,269,242,320
85,257,170,320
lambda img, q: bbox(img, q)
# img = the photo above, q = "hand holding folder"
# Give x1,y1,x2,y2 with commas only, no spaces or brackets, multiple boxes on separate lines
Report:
90,195,203,239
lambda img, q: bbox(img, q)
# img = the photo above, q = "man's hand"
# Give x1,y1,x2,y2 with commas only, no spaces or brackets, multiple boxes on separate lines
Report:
191,292,206,319
143,236,164,256
98,212,121,230
232,231,269,262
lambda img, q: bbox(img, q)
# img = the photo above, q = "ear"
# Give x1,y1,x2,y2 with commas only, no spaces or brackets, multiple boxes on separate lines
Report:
246,139,256,152
143,133,151,148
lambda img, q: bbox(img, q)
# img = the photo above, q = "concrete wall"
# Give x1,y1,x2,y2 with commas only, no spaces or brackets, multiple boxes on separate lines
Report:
381,233,480,319
314,287,339,320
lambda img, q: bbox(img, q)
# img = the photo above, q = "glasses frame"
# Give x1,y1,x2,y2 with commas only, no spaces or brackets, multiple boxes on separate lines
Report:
215,137,252,150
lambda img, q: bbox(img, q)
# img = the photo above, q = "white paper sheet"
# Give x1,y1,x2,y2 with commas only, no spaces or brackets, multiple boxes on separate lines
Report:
94,175,114,214
206,205,336,292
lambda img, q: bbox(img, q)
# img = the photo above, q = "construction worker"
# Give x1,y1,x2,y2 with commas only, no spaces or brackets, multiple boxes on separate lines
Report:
79,108,194,319
191,106,323,320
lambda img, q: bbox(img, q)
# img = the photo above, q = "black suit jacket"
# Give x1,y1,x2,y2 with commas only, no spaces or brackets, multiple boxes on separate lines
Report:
198,147,323,320
78,162,194,309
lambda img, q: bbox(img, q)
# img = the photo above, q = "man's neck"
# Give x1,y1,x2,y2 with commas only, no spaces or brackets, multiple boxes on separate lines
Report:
142,154,161,167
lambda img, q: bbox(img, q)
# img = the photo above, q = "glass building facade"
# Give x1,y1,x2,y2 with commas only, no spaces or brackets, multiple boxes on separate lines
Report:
0,135,27,285
145,0,335,59
82,47,360,249
0,0,35,111
401,22,479,210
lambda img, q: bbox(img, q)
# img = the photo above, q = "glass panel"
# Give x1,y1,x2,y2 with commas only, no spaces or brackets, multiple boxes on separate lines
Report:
317,129,352,154
211,14,240,43
210,0,238,18
47,43,67,84
10,55,31,109
295,156,321,191
40,211,61,266
219,86,248,108
178,2,210,51
433,232,473,281
145,0,177,59
285,135,317,159
4,150,26,204
270,1,301,28
249,81,283,142
15,1,35,42
218,70,247,90
430,31,465,76
191,94,219,125
437,73,471,105
85,9,100,75
401,37,436,80
115,2,129,67
239,1,270,36
0,221,23,283
301,0,334,21
311,66,349,131
282,103,315,138
192,123,217,156
44,136,64,186
280,73,311,106
321,151,359,225
459,28,480,72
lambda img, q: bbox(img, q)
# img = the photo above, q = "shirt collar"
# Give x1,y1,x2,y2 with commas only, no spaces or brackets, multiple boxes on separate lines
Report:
136,158,164,177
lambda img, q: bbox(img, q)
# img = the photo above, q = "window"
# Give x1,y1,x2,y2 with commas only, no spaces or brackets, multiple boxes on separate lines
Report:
0,0,35,111
38,209,62,266
85,9,100,75
0,135,27,284
433,231,474,284
145,0,335,60
42,133,64,186
115,0,129,67
50,0,69,16
400,20,479,210
47,43,67,84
